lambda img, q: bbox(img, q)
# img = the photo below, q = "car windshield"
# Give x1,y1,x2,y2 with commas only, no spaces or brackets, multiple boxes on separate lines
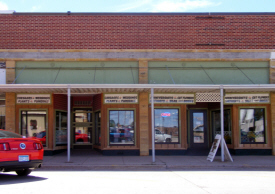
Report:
0,130,22,139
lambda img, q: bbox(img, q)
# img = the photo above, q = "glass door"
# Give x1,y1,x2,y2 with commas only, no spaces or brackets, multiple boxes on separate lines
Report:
189,109,208,149
73,108,93,144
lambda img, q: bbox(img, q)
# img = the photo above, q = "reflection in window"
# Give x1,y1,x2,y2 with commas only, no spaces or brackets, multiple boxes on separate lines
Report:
212,109,232,144
154,109,179,143
193,112,204,143
109,110,134,145
240,108,265,143
73,109,92,144
55,111,67,146
95,112,101,145
21,111,47,147
0,104,5,129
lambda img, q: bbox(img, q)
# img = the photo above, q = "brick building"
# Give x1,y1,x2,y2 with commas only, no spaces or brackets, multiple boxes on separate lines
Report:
0,11,275,156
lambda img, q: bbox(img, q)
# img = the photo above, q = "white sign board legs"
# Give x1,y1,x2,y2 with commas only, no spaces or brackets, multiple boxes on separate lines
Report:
207,134,233,162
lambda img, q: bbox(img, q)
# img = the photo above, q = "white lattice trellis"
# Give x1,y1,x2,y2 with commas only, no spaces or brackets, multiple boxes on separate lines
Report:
196,93,221,102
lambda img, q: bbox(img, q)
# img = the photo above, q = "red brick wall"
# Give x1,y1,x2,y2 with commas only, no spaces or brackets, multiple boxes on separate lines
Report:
93,94,102,111
0,14,274,49
53,94,67,111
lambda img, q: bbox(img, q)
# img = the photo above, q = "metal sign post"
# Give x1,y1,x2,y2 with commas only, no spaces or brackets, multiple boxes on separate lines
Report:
67,87,71,162
220,86,224,162
151,88,155,163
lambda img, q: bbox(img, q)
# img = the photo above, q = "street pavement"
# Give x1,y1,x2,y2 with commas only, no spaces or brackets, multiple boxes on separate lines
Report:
40,150,275,171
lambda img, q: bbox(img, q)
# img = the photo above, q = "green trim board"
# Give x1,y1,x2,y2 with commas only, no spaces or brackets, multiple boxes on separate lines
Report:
16,61,139,84
148,61,269,84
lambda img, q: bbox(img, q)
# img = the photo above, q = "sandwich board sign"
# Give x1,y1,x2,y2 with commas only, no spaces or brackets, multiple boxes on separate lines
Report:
207,134,233,162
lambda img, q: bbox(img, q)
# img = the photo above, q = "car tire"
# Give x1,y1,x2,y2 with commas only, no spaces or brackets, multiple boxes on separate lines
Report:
16,168,32,176
165,138,171,143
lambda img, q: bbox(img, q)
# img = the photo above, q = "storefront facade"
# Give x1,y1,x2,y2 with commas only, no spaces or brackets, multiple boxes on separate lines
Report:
1,12,275,156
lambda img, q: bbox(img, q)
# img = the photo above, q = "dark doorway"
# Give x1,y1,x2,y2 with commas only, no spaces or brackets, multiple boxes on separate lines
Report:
189,109,208,150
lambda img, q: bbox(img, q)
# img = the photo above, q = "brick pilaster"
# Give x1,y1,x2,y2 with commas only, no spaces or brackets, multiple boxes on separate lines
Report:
6,61,15,84
139,92,149,156
5,93,16,132
139,61,148,84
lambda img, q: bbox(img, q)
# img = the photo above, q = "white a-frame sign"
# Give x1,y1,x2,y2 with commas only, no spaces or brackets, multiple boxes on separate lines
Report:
207,134,233,162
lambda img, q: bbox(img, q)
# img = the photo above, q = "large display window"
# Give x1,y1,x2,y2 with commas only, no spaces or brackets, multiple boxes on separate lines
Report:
95,111,101,145
0,103,5,129
55,111,67,146
154,108,179,143
109,110,135,145
211,109,232,144
240,108,266,144
21,110,47,147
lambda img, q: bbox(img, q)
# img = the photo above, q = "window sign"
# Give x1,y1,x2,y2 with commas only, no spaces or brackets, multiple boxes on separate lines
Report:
17,94,51,104
150,94,195,104
225,94,269,104
104,94,138,104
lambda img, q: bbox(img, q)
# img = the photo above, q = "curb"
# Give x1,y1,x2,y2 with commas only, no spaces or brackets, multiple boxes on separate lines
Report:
37,164,275,171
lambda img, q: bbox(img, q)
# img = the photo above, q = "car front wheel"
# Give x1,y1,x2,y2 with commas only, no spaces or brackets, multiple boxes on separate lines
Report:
16,168,32,176
165,138,171,143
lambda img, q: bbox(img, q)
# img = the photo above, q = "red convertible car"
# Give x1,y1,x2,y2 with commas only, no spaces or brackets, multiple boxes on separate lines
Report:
0,129,43,176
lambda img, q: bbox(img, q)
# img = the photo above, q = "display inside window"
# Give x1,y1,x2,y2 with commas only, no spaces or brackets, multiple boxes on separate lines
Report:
212,109,232,144
21,110,47,147
192,112,204,143
109,110,134,145
154,109,179,143
95,112,101,145
0,105,5,129
240,108,265,143
55,111,67,146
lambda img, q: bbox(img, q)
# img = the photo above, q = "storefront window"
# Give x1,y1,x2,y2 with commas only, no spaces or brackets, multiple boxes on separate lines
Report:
212,109,232,144
240,108,265,144
0,103,5,129
55,111,67,146
154,109,179,143
21,110,47,147
109,110,134,145
95,112,101,145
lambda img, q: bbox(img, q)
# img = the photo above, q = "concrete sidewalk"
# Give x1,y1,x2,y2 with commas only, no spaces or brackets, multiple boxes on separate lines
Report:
39,150,275,171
